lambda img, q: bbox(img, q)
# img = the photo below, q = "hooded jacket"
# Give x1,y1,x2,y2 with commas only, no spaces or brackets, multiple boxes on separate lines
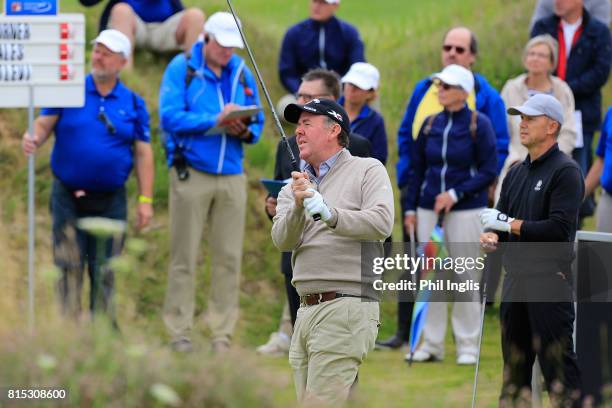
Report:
159,41,264,175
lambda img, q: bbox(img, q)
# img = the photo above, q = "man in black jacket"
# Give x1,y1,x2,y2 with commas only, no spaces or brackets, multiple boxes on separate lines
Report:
257,68,371,356
79,0,204,64
480,94,583,407
531,0,612,177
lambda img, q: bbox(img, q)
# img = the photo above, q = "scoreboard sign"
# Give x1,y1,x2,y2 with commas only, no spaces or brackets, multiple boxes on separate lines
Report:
0,13,85,107
5,0,58,16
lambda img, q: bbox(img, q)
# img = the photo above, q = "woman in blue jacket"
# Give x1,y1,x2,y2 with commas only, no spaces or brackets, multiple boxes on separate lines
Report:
404,64,497,365
340,62,388,164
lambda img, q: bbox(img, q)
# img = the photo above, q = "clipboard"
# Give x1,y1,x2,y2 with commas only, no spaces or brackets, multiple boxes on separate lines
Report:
205,106,262,136
260,178,287,198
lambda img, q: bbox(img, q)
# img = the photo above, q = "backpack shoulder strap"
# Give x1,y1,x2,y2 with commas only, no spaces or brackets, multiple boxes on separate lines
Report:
469,110,478,141
238,68,253,97
423,113,437,137
183,51,196,89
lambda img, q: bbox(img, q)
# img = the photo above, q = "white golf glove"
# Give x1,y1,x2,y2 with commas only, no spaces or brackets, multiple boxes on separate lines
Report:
479,208,514,233
303,188,332,222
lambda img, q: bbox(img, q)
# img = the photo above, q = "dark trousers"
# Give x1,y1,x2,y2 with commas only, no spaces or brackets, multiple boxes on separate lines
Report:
281,251,299,326
484,250,503,304
394,186,415,342
574,132,596,221
500,301,581,406
51,179,126,319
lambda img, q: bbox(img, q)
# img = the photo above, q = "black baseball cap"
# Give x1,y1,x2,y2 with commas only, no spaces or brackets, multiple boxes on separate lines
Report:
284,98,351,135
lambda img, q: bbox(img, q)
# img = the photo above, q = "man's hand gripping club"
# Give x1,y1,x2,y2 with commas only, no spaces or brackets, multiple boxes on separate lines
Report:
291,171,332,222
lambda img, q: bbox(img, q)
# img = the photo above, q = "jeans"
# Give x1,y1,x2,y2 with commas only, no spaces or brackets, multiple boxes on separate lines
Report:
51,179,126,319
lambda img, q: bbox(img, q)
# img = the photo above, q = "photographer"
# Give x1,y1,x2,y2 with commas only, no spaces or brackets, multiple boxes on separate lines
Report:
159,12,264,354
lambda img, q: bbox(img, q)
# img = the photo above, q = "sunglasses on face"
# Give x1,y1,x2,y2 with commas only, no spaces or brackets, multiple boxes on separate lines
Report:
98,110,116,134
435,80,462,91
442,44,467,54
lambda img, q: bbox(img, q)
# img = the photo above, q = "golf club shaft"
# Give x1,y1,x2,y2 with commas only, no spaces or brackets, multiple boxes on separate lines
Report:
471,281,487,408
225,0,321,221
409,224,416,286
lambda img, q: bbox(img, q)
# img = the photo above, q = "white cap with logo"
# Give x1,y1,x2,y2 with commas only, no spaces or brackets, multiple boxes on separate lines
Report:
341,62,380,90
204,12,244,48
431,64,474,93
324,0,340,3
92,29,131,58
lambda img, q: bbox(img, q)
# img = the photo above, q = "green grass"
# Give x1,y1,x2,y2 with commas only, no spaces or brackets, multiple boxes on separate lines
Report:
0,0,610,406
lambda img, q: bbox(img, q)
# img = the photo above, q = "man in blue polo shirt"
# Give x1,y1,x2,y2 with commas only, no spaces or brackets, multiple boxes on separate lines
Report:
585,107,612,232
278,0,365,95
159,12,264,354
79,0,205,65
21,29,154,319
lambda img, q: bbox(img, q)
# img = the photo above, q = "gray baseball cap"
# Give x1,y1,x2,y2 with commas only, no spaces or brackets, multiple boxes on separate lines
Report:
507,94,564,125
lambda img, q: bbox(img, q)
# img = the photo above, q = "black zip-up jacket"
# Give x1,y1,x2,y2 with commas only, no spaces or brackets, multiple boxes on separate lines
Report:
79,0,184,33
496,144,584,278
498,143,584,242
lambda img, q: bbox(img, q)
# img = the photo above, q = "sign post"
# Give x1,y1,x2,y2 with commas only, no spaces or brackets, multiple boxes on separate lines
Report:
0,9,85,331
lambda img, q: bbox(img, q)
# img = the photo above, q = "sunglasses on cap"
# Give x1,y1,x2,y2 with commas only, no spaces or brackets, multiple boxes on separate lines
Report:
442,44,467,54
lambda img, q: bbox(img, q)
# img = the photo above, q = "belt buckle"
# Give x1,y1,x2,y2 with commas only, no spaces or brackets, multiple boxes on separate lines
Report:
301,293,324,307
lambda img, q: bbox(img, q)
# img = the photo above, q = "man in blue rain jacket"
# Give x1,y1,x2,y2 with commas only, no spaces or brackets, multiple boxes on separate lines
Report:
159,12,264,354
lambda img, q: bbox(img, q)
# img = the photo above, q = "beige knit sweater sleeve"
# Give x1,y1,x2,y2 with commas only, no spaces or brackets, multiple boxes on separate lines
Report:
271,184,305,251
331,161,394,240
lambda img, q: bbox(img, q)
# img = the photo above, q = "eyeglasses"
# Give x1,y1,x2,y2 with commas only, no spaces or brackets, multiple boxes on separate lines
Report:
526,50,551,60
295,93,332,103
98,110,116,134
442,44,467,54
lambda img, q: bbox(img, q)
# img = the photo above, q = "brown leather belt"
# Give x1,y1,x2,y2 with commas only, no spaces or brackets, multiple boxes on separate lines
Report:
299,291,362,306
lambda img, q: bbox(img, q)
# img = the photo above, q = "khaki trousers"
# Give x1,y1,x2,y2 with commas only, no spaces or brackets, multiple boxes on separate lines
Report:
289,297,379,405
163,170,246,344
416,207,483,359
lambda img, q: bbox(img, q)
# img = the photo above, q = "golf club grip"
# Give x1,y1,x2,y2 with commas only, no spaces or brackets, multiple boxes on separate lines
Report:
312,213,321,221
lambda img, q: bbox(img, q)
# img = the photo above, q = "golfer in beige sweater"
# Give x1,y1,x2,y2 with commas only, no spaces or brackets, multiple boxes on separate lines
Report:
272,98,394,405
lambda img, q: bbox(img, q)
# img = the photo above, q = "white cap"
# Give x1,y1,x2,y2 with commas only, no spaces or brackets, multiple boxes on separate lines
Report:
508,94,564,125
92,29,131,58
325,0,340,3
204,12,244,48
432,64,474,93
341,62,380,90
